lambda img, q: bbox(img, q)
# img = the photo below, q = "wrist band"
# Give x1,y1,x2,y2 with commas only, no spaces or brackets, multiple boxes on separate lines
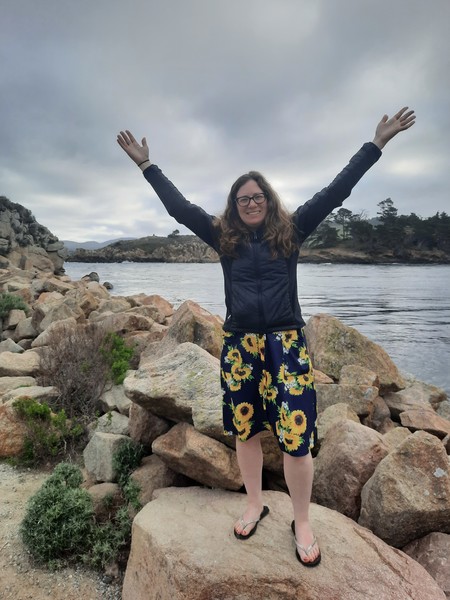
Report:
138,159,150,166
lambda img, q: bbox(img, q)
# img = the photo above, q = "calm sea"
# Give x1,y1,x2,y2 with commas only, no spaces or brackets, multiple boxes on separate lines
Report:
64,262,450,397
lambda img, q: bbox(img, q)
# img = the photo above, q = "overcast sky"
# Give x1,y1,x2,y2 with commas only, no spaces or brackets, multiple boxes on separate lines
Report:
1,0,449,242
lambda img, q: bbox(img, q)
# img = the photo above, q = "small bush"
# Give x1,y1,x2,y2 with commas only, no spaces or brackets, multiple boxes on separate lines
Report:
84,506,132,570
38,324,134,422
20,463,94,564
13,397,84,465
112,438,144,489
0,292,29,318
100,332,135,385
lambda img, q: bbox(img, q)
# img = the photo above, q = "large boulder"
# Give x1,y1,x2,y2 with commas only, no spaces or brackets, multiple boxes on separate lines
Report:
83,432,129,482
128,402,171,451
151,422,243,491
305,314,405,393
122,487,445,600
130,454,190,506
124,342,222,435
0,376,36,396
399,407,450,439
140,299,223,363
0,350,40,377
312,420,389,520
359,431,450,547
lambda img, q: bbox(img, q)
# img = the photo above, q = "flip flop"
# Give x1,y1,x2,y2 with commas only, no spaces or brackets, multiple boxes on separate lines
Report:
291,520,321,567
234,505,270,540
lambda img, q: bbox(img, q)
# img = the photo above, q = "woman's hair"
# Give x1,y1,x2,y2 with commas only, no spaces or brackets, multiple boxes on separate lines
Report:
214,171,297,258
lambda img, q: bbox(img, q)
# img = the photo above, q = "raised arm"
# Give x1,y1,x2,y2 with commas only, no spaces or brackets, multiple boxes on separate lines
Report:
372,106,416,150
117,130,152,171
293,107,416,241
117,130,218,249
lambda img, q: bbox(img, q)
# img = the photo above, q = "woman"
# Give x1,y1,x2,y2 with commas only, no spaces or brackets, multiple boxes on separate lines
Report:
117,107,415,566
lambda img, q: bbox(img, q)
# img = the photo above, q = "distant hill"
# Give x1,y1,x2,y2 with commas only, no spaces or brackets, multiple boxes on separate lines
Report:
62,238,136,251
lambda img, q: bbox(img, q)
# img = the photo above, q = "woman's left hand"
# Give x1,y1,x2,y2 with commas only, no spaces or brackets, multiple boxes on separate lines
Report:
372,107,416,149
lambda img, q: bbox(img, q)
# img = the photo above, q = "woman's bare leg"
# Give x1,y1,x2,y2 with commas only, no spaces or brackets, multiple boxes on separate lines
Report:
283,451,320,563
234,432,265,536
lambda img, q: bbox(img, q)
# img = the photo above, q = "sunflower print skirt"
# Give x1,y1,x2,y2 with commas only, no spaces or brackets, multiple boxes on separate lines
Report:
221,329,317,457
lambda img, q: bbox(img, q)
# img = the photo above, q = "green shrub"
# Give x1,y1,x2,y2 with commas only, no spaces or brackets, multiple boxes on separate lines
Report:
84,506,132,570
20,463,94,564
13,397,84,465
112,438,144,489
100,332,135,385
0,292,29,318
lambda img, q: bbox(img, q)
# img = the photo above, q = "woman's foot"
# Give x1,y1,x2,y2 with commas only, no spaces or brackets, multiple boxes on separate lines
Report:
234,504,269,539
292,520,321,566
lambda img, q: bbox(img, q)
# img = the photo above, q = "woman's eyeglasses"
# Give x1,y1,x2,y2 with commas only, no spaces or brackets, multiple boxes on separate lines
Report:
235,193,266,207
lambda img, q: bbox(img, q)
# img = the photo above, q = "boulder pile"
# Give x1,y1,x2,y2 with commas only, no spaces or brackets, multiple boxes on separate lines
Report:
1,267,449,600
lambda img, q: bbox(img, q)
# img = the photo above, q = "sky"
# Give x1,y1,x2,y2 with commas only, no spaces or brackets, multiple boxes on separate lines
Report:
1,0,449,242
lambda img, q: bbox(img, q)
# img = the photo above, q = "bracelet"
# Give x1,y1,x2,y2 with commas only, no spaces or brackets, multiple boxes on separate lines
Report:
138,159,150,167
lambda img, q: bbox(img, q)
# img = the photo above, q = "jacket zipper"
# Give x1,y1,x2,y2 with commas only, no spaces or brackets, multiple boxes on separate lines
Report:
252,231,264,330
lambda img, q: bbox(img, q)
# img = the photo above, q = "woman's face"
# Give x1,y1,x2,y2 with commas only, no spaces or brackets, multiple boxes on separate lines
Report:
235,179,268,230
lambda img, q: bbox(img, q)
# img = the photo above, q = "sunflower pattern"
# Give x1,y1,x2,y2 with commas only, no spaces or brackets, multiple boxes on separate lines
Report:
221,329,317,456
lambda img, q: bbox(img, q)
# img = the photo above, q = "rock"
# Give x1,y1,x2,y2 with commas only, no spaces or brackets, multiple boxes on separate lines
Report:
315,383,379,417
91,311,155,335
361,395,394,433
0,338,24,354
141,299,223,363
0,375,36,396
31,317,78,348
1,385,59,405
305,314,405,393
312,420,389,520
316,403,360,441
437,400,450,421
382,426,412,452
95,411,130,436
12,316,38,341
0,350,40,376
4,309,27,329
130,455,190,506
83,432,129,482
399,408,450,439
339,364,380,388
130,294,174,322
0,398,28,457
359,431,450,547
122,487,445,600
384,381,448,418
124,342,221,431
151,422,243,491
313,369,334,384
402,532,450,599
99,384,132,416
87,482,124,522
128,403,171,451
86,281,111,299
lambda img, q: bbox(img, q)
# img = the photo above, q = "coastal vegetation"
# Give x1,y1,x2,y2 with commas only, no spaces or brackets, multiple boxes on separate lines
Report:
65,201,450,264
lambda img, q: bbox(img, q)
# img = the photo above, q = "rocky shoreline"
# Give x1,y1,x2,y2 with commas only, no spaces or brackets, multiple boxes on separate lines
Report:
0,260,449,599
65,236,450,265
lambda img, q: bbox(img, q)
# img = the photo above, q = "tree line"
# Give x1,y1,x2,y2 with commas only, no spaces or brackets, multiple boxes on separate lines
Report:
307,199,450,253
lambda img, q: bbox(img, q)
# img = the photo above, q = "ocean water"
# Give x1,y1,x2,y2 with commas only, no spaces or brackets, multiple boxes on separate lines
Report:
64,262,450,397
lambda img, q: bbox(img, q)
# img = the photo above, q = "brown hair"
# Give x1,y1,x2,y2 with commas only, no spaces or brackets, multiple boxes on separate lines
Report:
214,171,297,258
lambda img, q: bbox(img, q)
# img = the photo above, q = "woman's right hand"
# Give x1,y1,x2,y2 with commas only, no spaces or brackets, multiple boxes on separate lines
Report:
117,130,151,166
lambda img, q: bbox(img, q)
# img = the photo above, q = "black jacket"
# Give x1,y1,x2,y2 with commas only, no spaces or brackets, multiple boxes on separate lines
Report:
143,142,381,333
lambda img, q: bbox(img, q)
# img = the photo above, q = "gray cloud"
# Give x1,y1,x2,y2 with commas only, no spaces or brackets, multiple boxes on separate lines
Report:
1,0,449,241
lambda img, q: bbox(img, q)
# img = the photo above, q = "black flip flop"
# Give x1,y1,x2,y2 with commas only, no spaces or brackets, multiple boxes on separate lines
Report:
234,505,270,540
291,520,321,567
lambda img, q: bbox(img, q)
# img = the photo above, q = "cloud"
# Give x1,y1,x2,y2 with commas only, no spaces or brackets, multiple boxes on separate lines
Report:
1,0,449,241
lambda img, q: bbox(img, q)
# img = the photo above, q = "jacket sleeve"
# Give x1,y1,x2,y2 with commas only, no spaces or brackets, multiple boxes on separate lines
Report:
292,142,382,242
142,164,218,250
